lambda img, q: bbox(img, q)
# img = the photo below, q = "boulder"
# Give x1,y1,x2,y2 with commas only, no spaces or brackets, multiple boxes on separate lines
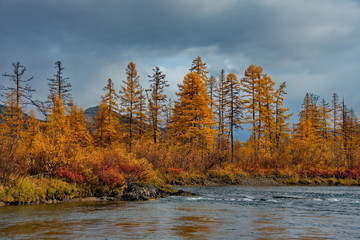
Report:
120,183,197,201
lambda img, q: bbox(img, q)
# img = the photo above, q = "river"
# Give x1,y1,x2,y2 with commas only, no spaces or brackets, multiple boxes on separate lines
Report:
0,186,359,239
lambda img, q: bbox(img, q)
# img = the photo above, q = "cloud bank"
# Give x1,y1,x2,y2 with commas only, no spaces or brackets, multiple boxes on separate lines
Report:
1,0,359,116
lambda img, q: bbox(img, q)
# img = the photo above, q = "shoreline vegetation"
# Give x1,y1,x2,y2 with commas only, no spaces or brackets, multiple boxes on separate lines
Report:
1,58,360,207
1,172,359,206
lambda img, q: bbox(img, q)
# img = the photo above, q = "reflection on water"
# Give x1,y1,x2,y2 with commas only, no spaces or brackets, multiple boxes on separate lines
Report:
1,186,360,239
254,213,286,240
171,215,216,239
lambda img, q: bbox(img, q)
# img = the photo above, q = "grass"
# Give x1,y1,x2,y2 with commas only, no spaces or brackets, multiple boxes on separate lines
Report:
0,176,83,204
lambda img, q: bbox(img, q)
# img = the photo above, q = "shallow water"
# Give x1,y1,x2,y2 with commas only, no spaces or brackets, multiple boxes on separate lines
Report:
1,186,360,239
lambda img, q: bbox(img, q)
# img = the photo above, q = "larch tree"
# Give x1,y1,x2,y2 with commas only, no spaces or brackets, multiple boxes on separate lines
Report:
190,56,209,85
94,100,108,147
214,69,228,141
172,72,215,147
273,82,291,148
241,65,262,139
1,62,34,108
21,109,46,175
292,93,323,170
0,91,24,142
136,86,148,139
119,61,144,151
224,72,242,161
94,78,120,147
207,75,217,113
319,99,331,140
241,64,263,160
147,66,168,144
1,62,34,141
47,61,72,111
163,98,174,142
258,74,275,154
331,93,342,165
46,96,69,172
68,101,92,147
340,99,354,168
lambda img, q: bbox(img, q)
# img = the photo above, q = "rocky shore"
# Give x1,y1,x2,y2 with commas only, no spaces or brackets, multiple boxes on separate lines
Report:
0,183,197,207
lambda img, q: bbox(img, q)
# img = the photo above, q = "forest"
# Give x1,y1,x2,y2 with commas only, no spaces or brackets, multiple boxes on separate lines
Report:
1,57,360,201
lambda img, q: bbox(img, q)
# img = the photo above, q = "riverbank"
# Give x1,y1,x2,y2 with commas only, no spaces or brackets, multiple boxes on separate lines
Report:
1,174,359,207
0,177,196,206
161,170,360,187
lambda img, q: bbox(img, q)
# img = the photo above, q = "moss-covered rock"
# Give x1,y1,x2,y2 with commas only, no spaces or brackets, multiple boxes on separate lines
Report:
120,183,197,201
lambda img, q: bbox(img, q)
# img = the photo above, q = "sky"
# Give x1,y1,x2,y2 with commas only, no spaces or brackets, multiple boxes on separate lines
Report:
1,0,360,120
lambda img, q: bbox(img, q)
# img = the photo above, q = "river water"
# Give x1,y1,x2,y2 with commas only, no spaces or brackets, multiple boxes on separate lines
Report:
0,186,359,239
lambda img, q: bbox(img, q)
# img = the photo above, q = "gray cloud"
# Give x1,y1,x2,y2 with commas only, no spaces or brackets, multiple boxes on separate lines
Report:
1,0,359,117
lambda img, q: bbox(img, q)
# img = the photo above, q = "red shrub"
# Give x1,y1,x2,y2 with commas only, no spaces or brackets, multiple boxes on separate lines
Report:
166,167,183,176
55,167,85,183
98,167,126,187
319,170,335,178
117,164,149,182
335,169,359,179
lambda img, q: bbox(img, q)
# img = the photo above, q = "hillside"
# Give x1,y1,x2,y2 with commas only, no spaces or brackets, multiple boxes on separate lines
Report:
84,106,99,120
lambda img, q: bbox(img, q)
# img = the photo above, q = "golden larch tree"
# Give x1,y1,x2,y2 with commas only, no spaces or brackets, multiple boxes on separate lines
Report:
190,56,209,85
119,61,145,150
68,101,92,147
94,78,120,147
172,72,215,147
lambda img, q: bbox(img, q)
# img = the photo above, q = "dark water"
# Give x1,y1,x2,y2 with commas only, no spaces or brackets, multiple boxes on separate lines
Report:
1,186,360,239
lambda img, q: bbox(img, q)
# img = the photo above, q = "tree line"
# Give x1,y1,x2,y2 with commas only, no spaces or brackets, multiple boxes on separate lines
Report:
1,57,359,185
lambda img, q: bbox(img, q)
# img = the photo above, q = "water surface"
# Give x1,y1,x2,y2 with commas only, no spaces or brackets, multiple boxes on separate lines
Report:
1,186,359,239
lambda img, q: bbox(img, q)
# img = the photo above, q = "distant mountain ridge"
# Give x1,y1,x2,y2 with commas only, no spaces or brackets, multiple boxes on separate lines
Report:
84,106,99,120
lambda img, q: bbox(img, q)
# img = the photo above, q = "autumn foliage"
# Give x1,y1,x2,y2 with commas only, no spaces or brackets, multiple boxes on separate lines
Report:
1,58,360,189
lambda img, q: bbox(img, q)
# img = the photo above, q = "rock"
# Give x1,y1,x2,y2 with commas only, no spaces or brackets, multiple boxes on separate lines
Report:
121,183,168,201
120,183,198,201
0,202,6,207
273,195,305,199
172,189,198,197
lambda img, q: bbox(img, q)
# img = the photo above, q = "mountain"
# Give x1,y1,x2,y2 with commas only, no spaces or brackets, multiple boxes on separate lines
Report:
84,106,127,124
84,106,99,120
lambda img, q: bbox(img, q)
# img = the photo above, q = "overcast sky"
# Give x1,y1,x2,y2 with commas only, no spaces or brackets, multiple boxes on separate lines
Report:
1,0,360,119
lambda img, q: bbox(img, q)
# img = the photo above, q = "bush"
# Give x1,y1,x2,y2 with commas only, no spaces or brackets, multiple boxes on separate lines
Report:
285,176,299,185
98,167,126,187
166,167,183,176
55,167,85,183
